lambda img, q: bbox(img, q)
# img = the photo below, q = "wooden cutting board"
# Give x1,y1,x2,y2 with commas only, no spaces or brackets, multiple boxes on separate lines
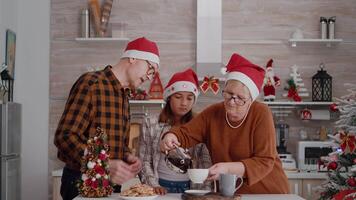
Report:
181,192,241,200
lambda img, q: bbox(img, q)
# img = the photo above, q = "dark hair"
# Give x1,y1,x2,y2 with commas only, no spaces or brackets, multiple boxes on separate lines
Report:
158,97,194,126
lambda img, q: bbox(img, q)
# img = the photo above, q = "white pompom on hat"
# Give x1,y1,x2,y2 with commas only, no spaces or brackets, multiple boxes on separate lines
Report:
163,68,199,101
121,37,160,66
225,53,266,101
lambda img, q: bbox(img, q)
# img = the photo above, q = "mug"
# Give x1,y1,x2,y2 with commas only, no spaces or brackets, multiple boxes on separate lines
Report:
219,174,243,197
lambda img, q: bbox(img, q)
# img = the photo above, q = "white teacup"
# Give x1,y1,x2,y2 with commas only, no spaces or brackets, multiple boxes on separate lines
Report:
187,169,209,183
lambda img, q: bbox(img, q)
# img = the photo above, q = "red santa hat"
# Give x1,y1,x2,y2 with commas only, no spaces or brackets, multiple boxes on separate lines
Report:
164,68,199,101
266,59,273,69
221,53,265,101
121,37,160,66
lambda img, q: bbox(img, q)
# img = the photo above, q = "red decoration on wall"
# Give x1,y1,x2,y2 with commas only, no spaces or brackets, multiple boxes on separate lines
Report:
149,72,164,99
200,76,220,94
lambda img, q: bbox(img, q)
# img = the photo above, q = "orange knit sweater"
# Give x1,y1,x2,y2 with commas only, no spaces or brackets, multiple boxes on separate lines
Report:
169,101,289,194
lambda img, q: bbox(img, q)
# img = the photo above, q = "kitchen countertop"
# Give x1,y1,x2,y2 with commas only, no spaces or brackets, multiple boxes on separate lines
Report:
52,169,328,179
74,193,305,200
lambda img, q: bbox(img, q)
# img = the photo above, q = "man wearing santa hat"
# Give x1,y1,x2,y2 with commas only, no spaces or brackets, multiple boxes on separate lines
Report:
54,37,160,200
160,53,289,194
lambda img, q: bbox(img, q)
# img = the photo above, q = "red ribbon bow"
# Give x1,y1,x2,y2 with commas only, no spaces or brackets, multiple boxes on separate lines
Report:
200,76,220,94
340,132,356,154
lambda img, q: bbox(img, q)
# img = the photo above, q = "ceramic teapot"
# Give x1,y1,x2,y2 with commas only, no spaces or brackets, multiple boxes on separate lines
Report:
165,146,192,174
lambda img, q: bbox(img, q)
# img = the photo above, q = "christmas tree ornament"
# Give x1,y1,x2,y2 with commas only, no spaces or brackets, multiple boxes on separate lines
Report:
330,103,339,112
77,127,113,197
347,177,356,187
327,161,338,170
300,108,312,120
149,72,164,99
200,76,220,94
312,63,332,102
262,59,280,101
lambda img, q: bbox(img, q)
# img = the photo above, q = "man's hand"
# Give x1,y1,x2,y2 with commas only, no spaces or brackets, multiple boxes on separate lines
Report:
126,154,142,174
109,159,137,185
159,133,180,152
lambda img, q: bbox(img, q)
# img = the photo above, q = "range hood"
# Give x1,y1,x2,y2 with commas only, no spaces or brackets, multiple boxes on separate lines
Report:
196,0,224,79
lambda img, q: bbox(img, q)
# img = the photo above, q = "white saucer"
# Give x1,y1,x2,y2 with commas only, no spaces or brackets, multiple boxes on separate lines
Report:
184,189,211,196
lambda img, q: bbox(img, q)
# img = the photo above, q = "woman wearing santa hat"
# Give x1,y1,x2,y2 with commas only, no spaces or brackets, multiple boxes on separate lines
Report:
160,53,289,194
139,68,212,194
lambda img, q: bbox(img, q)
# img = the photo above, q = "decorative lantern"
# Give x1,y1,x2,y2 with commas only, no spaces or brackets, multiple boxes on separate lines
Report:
312,63,332,102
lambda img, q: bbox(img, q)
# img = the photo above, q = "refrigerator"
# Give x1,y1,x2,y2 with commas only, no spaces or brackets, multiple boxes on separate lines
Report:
0,103,21,200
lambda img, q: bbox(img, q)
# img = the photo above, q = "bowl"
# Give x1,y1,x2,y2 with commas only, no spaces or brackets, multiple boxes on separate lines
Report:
187,169,209,183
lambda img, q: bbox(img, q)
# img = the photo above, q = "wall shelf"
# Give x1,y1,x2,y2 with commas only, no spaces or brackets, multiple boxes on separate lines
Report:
289,38,343,47
75,37,130,43
263,101,334,106
129,99,165,109
129,99,165,104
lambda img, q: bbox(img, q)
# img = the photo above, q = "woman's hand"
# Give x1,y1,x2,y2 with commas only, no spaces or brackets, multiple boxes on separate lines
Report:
207,162,245,181
153,186,167,195
207,162,230,181
160,133,180,152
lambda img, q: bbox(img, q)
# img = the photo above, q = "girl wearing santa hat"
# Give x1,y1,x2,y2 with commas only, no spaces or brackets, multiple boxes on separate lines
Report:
139,68,212,194
160,54,289,194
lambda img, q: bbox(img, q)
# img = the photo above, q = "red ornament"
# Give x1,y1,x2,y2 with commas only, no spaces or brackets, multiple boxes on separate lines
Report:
94,164,105,175
102,179,110,187
300,108,312,120
329,103,339,112
98,153,106,160
91,180,98,189
85,179,92,186
327,161,338,170
353,158,356,164
347,177,356,187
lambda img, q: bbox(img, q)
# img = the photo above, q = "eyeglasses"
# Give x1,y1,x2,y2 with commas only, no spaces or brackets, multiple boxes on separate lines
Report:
222,90,250,106
146,60,156,78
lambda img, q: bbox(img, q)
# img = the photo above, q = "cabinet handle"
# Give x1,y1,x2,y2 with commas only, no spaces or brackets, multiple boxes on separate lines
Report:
294,183,299,195
307,183,311,197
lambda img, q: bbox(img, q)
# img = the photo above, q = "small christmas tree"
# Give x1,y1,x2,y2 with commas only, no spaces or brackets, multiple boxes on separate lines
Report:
318,84,356,200
283,65,309,101
77,127,114,197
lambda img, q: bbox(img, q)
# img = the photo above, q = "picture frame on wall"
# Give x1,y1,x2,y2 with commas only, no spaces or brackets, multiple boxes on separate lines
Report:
2,29,16,80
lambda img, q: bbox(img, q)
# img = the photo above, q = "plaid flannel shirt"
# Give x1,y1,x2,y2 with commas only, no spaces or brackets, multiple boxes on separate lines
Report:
54,66,131,170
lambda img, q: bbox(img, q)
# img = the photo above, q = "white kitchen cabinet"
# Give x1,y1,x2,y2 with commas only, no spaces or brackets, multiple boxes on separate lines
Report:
289,179,303,196
302,179,325,200
288,178,326,200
